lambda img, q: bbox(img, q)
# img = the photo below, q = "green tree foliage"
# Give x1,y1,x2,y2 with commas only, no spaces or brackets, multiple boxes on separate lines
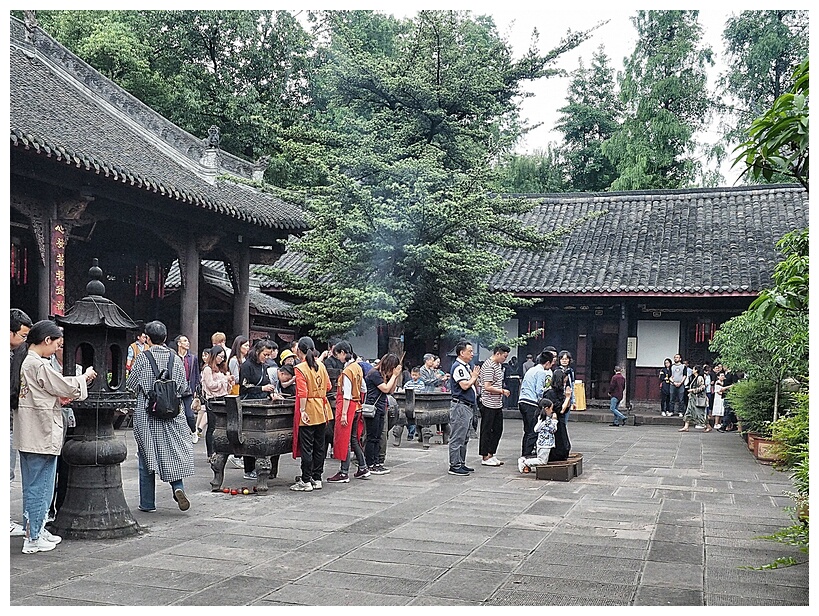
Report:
491,148,567,193
274,10,598,357
733,59,809,190
34,10,317,181
602,10,714,190
715,56,809,564
751,227,809,319
555,47,621,191
718,11,809,146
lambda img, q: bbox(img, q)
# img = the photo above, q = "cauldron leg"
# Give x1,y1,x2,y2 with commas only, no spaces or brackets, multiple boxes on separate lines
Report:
269,455,280,479
210,454,228,491
421,425,433,449
442,422,451,445
392,423,403,447
255,456,271,493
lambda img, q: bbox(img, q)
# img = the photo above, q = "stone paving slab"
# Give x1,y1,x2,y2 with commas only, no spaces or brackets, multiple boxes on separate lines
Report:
640,561,704,589
259,584,412,606
8,419,808,606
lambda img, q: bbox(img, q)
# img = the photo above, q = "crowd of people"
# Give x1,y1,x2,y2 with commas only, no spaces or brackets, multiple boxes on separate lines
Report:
658,354,740,433
24,305,724,554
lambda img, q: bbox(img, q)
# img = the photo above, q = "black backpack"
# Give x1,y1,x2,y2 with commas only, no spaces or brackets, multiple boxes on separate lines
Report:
144,351,181,420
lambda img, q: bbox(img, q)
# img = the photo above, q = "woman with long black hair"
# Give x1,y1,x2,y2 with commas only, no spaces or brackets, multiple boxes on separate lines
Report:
659,358,673,416
200,345,234,461
290,336,333,492
543,365,572,462
363,353,402,475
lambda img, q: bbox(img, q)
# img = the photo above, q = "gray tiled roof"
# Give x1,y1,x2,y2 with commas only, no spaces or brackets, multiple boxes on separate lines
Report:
9,18,305,231
265,185,808,296
164,260,296,318
489,185,808,295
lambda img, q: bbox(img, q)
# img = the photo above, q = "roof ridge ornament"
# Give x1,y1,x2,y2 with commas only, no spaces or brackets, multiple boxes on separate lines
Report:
200,125,221,184
24,10,38,43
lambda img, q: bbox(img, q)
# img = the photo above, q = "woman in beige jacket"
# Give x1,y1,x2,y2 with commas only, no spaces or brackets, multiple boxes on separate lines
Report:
14,320,96,554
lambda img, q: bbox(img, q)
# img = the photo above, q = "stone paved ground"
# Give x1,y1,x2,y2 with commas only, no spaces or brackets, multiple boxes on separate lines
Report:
8,417,809,606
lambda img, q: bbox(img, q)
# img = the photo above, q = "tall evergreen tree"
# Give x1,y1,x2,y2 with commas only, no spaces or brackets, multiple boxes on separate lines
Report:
555,46,620,191
602,10,714,190
274,10,598,359
718,10,808,183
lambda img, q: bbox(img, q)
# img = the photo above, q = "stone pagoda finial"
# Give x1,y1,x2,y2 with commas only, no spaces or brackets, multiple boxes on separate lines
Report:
86,258,106,297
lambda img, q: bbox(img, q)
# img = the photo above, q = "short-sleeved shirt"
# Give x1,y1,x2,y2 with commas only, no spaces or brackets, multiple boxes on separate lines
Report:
449,359,476,406
364,369,388,413
479,358,504,409
670,362,687,385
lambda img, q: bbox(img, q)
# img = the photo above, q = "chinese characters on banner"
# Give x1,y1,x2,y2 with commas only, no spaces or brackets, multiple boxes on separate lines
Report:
51,223,66,315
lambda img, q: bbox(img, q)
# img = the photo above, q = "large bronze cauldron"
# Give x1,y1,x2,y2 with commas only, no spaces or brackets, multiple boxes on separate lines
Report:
207,396,294,493
391,389,452,448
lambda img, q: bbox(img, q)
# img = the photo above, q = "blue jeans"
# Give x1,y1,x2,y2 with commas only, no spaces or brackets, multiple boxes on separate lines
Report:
448,402,472,468
610,397,627,424
19,452,58,540
138,450,183,510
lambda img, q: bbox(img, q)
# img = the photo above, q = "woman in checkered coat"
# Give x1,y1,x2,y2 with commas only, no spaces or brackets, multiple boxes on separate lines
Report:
126,320,195,512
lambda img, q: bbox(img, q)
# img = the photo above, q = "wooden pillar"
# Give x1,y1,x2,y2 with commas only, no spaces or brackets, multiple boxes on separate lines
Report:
37,256,50,320
232,243,250,338
617,302,630,404
179,238,200,353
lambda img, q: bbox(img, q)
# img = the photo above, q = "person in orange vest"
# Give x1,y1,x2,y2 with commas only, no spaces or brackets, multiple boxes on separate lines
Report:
126,330,151,375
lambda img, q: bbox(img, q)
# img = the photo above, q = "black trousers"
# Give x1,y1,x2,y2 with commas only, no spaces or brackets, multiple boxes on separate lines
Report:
364,410,386,467
298,423,326,482
519,400,539,457
478,403,504,457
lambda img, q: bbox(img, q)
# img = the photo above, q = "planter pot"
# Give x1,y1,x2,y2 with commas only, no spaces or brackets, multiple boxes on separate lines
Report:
753,437,781,464
747,432,762,451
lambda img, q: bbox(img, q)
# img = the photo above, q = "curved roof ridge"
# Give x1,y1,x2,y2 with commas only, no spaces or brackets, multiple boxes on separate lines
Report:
10,15,260,183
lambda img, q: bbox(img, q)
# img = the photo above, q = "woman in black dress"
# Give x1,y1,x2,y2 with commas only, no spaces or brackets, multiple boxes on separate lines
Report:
659,358,673,416
544,367,572,461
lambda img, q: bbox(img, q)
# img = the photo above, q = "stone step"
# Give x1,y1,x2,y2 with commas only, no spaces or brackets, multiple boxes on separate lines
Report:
502,407,687,426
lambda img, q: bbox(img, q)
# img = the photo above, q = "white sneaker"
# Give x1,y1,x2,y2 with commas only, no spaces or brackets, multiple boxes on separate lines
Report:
714,423,722,430
191,431,199,444
40,528,62,544
311,479,323,490
229,456,244,469
10,521,25,537
22,536,57,554
290,479,313,492
481,457,501,466
517,456,526,473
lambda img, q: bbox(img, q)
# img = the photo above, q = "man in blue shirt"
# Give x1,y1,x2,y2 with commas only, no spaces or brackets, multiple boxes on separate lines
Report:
517,350,555,457
447,340,480,476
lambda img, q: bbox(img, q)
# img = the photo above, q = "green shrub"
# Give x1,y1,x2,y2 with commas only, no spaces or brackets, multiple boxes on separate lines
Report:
728,378,777,436
771,391,809,473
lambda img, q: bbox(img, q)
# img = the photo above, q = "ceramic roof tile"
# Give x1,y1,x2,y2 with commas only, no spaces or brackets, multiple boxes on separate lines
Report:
9,19,305,232
488,186,808,295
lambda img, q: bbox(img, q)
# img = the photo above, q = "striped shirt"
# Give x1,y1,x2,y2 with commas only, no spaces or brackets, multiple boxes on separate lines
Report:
479,358,504,409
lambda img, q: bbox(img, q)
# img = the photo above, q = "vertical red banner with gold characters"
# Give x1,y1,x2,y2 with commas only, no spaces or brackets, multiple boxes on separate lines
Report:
51,223,66,315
